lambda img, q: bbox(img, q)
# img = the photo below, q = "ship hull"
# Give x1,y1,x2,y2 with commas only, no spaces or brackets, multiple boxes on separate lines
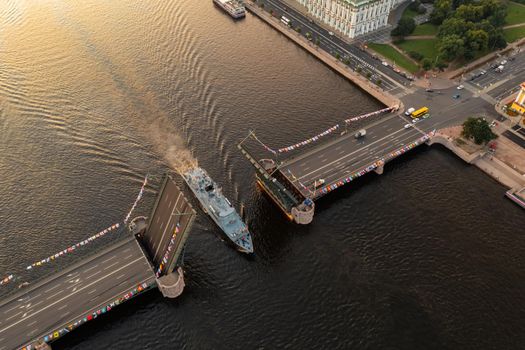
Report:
212,0,246,19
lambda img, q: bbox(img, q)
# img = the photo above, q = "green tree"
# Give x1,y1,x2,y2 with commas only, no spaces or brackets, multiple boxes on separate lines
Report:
465,29,489,53
343,58,350,65
435,59,448,70
461,117,497,144
306,32,312,40
430,0,452,25
437,17,471,38
315,38,320,46
335,52,341,60
296,27,301,33
376,79,382,86
409,51,424,61
391,17,416,37
366,72,372,79
439,34,465,61
455,4,484,23
422,58,433,70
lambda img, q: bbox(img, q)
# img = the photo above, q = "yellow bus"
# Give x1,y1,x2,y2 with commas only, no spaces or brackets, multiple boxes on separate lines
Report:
411,107,429,118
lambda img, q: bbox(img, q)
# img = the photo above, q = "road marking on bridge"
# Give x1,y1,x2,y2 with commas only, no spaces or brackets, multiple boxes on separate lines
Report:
153,192,182,261
0,257,147,335
83,264,99,274
116,273,126,280
58,304,68,311
43,282,63,294
6,312,21,321
296,127,409,181
85,271,101,280
102,255,117,263
27,320,37,327
87,289,97,295
103,261,120,271
45,290,63,301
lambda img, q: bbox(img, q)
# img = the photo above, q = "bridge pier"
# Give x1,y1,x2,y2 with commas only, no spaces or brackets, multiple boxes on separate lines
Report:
156,267,185,298
374,163,385,175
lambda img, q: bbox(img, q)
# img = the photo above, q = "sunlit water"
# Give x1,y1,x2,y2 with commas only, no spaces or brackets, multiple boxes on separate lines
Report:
0,1,524,349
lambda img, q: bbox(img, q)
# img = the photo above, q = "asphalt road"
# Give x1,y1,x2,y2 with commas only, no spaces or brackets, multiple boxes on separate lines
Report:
253,0,411,92
467,49,525,91
280,113,427,197
144,178,194,271
0,239,154,350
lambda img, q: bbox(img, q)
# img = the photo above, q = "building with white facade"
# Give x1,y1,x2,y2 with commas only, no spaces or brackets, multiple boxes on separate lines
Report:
296,0,403,39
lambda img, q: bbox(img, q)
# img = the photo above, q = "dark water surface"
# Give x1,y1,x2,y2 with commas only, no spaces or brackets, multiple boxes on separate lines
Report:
0,1,524,349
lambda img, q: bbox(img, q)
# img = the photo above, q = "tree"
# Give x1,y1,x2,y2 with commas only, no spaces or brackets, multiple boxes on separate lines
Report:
461,117,497,144
392,17,416,37
439,34,465,61
296,27,301,33
430,0,452,25
422,58,433,70
343,58,350,65
437,17,471,39
315,38,320,46
306,32,312,40
376,79,382,86
465,29,489,53
335,52,341,60
409,0,421,11
366,72,372,79
435,59,448,71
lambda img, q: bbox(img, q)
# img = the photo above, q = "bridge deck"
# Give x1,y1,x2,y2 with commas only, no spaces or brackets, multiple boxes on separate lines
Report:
280,114,427,198
0,238,154,350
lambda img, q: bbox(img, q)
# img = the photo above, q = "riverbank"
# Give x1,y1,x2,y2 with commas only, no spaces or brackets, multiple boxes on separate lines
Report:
429,126,525,195
245,1,401,109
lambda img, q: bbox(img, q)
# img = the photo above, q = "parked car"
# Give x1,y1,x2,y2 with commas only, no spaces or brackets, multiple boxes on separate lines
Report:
500,60,507,65
457,85,464,90
404,124,412,129
405,107,415,116
412,118,420,123
381,61,389,66
480,69,486,74
453,94,461,99
328,31,334,36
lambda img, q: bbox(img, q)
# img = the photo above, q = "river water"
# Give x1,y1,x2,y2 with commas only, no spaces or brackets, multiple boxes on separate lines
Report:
0,0,524,349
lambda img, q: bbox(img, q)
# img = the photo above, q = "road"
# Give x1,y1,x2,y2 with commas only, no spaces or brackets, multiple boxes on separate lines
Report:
144,177,194,270
253,0,412,94
280,113,427,197
0,239,154,350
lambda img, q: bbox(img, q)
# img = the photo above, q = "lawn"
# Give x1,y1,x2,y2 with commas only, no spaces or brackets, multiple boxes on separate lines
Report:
396,39,440,61
503,25,525,42
412,23,438,36
505,2,525,26
368,43,420,73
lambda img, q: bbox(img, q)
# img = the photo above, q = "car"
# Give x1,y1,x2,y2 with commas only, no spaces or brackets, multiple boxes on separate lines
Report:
480,70,486,74
405,107,415,116
412,118,420,123
425,88,434,92
490,63,498,69
457,85,464,90
453,94,461,99
489,121,497,127
328,31,334,36
381,61,389,66
500,60,507,65
404,124,412,129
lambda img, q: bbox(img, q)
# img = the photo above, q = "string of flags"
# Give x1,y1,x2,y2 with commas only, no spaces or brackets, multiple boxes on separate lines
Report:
315,130,434,197
252,133,277,155
124,175,148,224
344,106,395,124
0,274,13,286
156,222,181,278
23,282,154,349
278,125,340,153
25,223,120,271
255,106,396,155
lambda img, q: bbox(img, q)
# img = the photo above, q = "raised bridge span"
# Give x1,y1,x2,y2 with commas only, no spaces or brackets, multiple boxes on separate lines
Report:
0,174,195,350
239,107,434,224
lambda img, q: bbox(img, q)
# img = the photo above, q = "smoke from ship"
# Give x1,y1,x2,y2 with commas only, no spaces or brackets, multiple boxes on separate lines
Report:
146,117,197,173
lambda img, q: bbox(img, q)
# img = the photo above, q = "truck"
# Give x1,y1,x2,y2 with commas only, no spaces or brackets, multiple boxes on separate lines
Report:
354,129,366,138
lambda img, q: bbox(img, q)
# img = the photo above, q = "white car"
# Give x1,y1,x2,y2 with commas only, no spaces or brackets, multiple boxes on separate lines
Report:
404,124,412,129
405,107,415,116
500,60,507,65
381,61,389,66
412,118,420,123
328,31,334,36
457,85,464,90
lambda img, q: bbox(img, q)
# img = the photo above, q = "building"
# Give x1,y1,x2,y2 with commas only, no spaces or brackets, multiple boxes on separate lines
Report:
296,0,403,39
510,82,525,115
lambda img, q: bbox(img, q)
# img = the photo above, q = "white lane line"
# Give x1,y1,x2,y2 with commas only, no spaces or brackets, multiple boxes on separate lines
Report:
102,255,116,264
87,289,97,295
124,254,133,259
116,273,126,280
154,192,181,259
27,320,37,327
4,304,21,313
58,304,68,311
83,264,99,273
6,312,21,321
297,127,409,181
103,261,119,271
46,290,63,300
27,329,39,336
85,271,101,280
0,257,145,334
43,283,62,294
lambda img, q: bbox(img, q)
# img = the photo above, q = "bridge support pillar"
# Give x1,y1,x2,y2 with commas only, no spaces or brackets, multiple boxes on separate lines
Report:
374,163,384,175
34,340,52,350
156,267,185,298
